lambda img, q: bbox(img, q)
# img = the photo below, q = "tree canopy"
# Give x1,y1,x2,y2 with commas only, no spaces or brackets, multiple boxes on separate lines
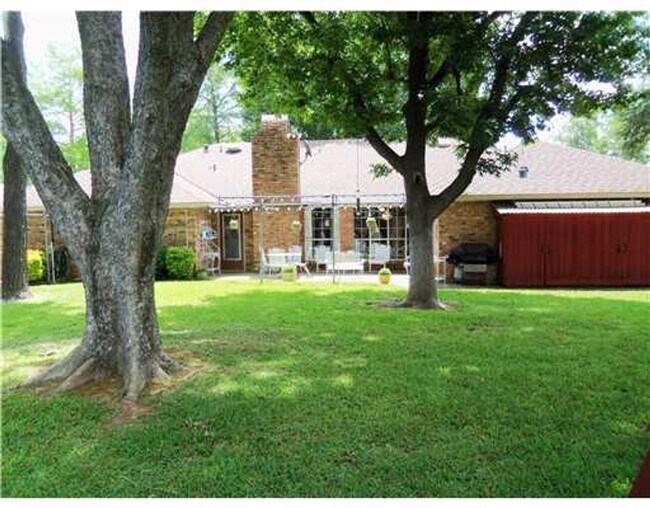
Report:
229,12,648,151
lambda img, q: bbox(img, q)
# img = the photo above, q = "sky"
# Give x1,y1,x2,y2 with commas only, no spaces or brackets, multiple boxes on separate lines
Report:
12,5,646,145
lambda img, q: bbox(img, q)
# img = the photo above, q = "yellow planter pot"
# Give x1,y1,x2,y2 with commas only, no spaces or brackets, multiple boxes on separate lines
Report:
282,267,297,282
378,270,391,285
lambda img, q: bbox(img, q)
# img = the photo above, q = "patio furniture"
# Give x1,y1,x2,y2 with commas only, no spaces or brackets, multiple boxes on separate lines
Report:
368,242,391,269
204,243,221,276
326,250,365,274
313,245,331,272
259,247,283,277
288,245,311,276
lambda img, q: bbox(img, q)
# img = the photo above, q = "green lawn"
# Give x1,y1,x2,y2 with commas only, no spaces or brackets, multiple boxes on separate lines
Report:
1,280,649,497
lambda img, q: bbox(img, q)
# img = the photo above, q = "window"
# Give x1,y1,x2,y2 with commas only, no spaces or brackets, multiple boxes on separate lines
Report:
354,206,408,259
305,207,333,259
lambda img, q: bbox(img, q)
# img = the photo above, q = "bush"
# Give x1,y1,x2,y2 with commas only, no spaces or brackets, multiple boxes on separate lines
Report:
27,250,45,283
164,246,196,280
155,246,169,280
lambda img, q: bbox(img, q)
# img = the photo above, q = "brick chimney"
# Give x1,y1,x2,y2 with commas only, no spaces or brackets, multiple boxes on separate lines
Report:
251,114,300,197
249,115,303,270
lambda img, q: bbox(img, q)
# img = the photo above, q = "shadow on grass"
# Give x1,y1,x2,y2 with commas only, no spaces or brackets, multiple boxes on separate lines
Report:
2,284,649,497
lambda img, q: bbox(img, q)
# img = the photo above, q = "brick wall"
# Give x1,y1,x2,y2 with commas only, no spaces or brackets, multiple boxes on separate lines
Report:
437,201,499,284
162,207,211,249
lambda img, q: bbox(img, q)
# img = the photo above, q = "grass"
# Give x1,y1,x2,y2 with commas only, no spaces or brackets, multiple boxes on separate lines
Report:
1,279,649,497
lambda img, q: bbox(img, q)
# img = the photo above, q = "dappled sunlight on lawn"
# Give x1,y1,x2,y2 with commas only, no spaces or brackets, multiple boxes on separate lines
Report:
2,279,649,497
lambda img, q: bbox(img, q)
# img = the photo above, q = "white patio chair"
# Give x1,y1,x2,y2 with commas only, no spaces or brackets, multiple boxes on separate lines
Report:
259,247,282,277
368,242,391,270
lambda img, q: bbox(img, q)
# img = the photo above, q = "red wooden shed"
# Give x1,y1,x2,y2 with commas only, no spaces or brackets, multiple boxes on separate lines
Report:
499,206,650,287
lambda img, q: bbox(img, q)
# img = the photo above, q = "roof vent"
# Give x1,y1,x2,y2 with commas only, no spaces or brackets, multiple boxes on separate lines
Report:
518,166,529,179
225,147,242,154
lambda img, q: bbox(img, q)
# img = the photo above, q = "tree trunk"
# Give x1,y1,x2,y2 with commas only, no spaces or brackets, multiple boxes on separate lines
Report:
2,13,29,301
3,11,233,400
24,234,173,399
402,175,444,309
2,144,29,300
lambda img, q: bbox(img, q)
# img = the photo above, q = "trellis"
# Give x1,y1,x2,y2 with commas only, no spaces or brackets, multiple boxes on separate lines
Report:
209,192,410,283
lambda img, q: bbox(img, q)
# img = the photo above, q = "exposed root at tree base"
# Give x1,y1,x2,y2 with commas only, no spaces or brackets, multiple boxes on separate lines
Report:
19,346,208,408
376,298,450,310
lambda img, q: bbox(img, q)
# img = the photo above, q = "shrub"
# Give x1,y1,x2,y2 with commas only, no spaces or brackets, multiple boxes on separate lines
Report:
27,250,45,283
165,246,196,280
155,246,169,280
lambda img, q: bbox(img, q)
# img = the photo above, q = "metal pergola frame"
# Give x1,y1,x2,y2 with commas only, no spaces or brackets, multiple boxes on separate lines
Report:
209,193,409,283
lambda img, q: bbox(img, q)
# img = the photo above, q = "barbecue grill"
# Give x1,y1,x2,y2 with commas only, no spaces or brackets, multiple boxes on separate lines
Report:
446,243,497,285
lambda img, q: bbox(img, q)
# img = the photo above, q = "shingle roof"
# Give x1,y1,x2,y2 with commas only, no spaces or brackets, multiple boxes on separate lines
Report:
299,139,649,200
4,139,648,212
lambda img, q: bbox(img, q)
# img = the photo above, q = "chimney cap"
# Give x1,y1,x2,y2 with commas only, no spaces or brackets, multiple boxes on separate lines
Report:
261,114,288,123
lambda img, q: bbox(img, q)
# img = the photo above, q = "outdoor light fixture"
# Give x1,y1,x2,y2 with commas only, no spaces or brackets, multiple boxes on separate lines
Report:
228,218,239,230
290,220,302,233
519,166,529,179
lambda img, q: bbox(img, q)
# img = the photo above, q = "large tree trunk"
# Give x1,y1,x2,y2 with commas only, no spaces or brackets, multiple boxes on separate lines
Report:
1,12,29,301
24,238,172,399
3,11,233,400
404,197,439,308
2,144,29,300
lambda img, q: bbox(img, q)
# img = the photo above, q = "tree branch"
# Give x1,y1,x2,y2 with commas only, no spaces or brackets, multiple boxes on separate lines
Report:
433,12,536,212
1,38,91,264
426,58,451,89
76,12,131,199
195,12,234,75
366,127,405,173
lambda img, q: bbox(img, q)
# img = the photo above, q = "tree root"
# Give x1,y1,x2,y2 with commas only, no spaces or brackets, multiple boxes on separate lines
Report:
22,347,178,401
22,345,91,388
397,298,448,310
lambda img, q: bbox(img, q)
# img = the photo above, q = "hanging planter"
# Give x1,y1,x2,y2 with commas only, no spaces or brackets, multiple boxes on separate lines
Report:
228,218,239,230
366,216,380,235
290,220,302,233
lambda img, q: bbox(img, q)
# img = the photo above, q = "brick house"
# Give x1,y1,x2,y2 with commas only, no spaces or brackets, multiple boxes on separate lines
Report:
2,114,649,286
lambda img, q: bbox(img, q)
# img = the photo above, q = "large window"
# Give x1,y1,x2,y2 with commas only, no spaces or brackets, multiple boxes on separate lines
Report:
354,206,408,259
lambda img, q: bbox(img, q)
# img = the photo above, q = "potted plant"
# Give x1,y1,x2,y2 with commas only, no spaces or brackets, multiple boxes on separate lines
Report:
378,267,391,285
282,264,298,282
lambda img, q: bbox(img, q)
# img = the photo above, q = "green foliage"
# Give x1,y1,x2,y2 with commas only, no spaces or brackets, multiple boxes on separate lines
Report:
155,246,169,280
554,99,649,164
227,12,648,167
164,246,196,280
369,162,393,179
60,135,90,170
27,43,89,169
621,90,650,161
2,281,649,496
26,249,44,282
181,65,243,152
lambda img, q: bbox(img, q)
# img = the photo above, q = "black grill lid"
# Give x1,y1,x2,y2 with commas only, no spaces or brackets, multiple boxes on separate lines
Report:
447,243,497,264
